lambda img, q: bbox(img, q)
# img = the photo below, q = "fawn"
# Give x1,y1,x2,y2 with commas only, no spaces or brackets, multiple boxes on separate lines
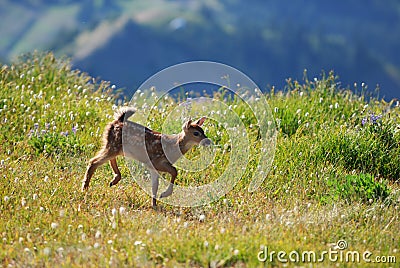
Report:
82,107,211,207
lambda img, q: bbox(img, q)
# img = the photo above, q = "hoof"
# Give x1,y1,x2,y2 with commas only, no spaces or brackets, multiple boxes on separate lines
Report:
81,183,89,192
160,192,171,198
109,176,121,187
159,185,173,198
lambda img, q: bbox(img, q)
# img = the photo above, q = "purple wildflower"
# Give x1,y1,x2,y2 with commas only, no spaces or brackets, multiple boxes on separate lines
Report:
361,117,368,126
34,123,39,129
72,125,77,135
370,114,382,124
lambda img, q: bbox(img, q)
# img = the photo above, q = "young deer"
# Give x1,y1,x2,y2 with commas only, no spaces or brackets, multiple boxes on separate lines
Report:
82,107,211,207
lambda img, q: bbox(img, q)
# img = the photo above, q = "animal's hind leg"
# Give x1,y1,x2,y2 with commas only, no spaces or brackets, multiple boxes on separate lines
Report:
82,151,112,191
109,158,122,187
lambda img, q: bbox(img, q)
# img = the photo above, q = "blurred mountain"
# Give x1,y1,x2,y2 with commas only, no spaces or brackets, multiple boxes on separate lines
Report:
1,0,400,99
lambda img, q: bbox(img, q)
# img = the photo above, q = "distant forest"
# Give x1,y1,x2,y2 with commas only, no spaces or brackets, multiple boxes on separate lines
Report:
1,0,400,99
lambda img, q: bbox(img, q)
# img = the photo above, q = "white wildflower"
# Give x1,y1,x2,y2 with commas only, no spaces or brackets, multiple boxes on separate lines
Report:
111,208,117,217
43,247,51,256
199,214,206,222
95,230,101,239
119,206,126,215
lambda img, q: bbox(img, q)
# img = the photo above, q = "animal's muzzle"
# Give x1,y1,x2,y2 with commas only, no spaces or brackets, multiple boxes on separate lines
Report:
200,138,212,146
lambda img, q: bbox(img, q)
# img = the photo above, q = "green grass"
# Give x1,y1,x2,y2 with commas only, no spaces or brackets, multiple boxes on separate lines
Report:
1,52,399,267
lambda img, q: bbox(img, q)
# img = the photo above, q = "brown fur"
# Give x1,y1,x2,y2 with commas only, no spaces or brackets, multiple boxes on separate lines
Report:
82,108,210,207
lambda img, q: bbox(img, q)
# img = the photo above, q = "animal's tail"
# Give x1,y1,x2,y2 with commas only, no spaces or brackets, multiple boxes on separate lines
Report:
114,107,136,122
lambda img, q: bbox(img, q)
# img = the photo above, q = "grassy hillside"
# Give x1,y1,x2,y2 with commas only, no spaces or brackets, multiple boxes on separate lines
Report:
1,52,399,267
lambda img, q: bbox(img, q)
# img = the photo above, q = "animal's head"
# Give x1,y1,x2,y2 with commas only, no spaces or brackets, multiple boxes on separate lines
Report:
182,117,211,146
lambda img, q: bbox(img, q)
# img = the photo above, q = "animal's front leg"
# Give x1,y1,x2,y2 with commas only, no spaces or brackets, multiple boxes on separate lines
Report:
160,183,174,198
150,170,159,207
154,162,177,199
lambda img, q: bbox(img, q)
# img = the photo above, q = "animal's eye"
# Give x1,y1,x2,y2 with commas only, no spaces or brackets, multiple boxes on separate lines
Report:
193,131,200,136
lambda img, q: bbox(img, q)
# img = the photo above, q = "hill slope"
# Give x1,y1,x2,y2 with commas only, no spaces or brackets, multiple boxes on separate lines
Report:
1,0,400,99
1,53,399,266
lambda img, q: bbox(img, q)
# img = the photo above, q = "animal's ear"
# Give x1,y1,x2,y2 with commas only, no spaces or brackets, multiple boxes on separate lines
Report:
196,117,206,126
182,118,192,130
